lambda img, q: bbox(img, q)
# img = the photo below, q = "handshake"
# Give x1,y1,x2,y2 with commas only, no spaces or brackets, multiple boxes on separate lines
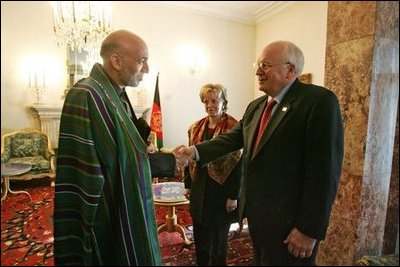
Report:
146,144,196,177
171,145,196,176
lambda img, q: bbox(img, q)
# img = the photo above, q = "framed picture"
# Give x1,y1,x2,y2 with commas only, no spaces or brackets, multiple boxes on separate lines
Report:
299,73,312,84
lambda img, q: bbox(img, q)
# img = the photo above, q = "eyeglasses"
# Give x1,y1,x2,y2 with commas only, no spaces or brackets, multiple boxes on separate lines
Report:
253,61,290,70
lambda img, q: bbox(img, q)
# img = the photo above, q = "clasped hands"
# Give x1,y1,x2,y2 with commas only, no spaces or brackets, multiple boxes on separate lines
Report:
171,145,196,176
146,144,195,177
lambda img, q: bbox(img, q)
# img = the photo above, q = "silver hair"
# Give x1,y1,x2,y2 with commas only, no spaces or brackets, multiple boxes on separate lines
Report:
271,41,304,76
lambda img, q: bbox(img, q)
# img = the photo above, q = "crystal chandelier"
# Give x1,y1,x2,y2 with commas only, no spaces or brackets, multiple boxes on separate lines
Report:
51,1,112,96
51,1,112,54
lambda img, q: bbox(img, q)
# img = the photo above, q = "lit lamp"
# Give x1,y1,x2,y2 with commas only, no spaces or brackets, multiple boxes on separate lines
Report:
50,1,112,96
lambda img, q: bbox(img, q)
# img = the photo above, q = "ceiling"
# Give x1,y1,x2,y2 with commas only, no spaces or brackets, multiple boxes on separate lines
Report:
152,1,295,25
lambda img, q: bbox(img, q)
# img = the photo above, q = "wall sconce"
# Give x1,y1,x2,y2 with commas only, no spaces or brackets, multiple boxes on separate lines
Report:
19,54,64,105
187,54,202,75
180,45,206,75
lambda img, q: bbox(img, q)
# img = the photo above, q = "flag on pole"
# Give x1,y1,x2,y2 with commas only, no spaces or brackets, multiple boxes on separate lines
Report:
150,73,163,149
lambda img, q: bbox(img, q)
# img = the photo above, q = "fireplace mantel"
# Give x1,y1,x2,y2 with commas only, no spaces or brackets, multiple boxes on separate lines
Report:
28,105,62,149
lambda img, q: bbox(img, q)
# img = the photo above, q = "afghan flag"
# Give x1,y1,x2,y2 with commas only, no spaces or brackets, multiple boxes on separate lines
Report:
150,73,163,149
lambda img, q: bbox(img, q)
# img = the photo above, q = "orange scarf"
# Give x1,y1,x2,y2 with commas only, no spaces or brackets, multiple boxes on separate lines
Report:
188,113,241,185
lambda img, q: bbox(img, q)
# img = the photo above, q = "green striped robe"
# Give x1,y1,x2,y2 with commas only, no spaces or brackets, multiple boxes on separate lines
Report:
54,63,161,265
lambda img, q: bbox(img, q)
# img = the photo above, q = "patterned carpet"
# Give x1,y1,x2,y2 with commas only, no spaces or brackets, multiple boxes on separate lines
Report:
156,206,254,266
1,183,253,266
1,183,54,266
160,225,254,266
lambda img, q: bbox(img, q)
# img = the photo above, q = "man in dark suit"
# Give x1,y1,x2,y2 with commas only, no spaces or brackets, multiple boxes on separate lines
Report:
179,41,344,266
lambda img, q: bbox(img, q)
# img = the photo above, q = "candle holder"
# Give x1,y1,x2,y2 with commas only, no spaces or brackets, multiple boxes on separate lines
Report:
28,71,46,105
32,86,45,105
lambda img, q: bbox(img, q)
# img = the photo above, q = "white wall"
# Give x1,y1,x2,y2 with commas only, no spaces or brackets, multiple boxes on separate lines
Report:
1,1,255,148
111,2,256,147
1,1,66,135
255,1,328,97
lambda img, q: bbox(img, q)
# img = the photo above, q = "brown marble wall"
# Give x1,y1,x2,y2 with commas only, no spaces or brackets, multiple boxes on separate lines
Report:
316,1,399,265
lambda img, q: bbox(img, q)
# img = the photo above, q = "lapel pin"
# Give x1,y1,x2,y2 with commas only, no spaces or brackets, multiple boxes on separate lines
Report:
282,107,288,112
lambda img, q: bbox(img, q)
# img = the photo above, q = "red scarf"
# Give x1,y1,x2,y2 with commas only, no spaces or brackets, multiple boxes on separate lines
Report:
188,113,241,185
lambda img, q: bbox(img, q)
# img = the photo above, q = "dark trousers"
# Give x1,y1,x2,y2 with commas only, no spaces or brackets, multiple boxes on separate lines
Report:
193,222,231,266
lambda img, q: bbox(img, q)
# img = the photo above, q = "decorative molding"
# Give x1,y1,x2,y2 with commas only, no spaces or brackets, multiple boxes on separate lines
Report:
149,1,253,25
28,105,62,117
150,1,294,25
255,1,295,23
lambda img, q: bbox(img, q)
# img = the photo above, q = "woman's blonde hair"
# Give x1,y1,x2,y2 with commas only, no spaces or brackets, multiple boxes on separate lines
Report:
199,83,228,112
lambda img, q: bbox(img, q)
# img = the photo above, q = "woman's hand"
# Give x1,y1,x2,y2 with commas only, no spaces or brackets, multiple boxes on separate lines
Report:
226,198,237,213
183,188,191,200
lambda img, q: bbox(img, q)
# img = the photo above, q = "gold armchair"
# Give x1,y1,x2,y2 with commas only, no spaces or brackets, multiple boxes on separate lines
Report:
1,129,55,186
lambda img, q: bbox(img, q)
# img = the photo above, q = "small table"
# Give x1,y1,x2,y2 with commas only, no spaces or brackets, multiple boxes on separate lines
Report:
153,182,191,245
1,163,32,202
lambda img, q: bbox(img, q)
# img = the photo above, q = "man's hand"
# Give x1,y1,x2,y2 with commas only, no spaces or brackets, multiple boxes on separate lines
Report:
283,227,316,258
172,145,189,176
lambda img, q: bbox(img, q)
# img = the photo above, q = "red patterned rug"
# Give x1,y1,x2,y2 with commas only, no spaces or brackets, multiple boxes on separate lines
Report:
1,183,253,266
156,205,254,266
1,183,54,266
160,225,254,266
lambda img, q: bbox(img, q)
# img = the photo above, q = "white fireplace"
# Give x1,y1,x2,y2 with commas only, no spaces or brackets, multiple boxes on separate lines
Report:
28,105,62,149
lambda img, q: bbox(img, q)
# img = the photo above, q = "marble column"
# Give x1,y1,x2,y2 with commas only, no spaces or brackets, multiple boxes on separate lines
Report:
383,104,399,255
316,1,399,265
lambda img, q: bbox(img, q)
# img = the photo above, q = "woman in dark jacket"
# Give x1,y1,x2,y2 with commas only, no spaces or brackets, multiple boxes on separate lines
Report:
183,83,242,266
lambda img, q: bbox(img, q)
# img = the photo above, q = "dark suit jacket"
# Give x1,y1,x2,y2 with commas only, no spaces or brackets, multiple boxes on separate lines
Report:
195,79,344,249
184,158,242,226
